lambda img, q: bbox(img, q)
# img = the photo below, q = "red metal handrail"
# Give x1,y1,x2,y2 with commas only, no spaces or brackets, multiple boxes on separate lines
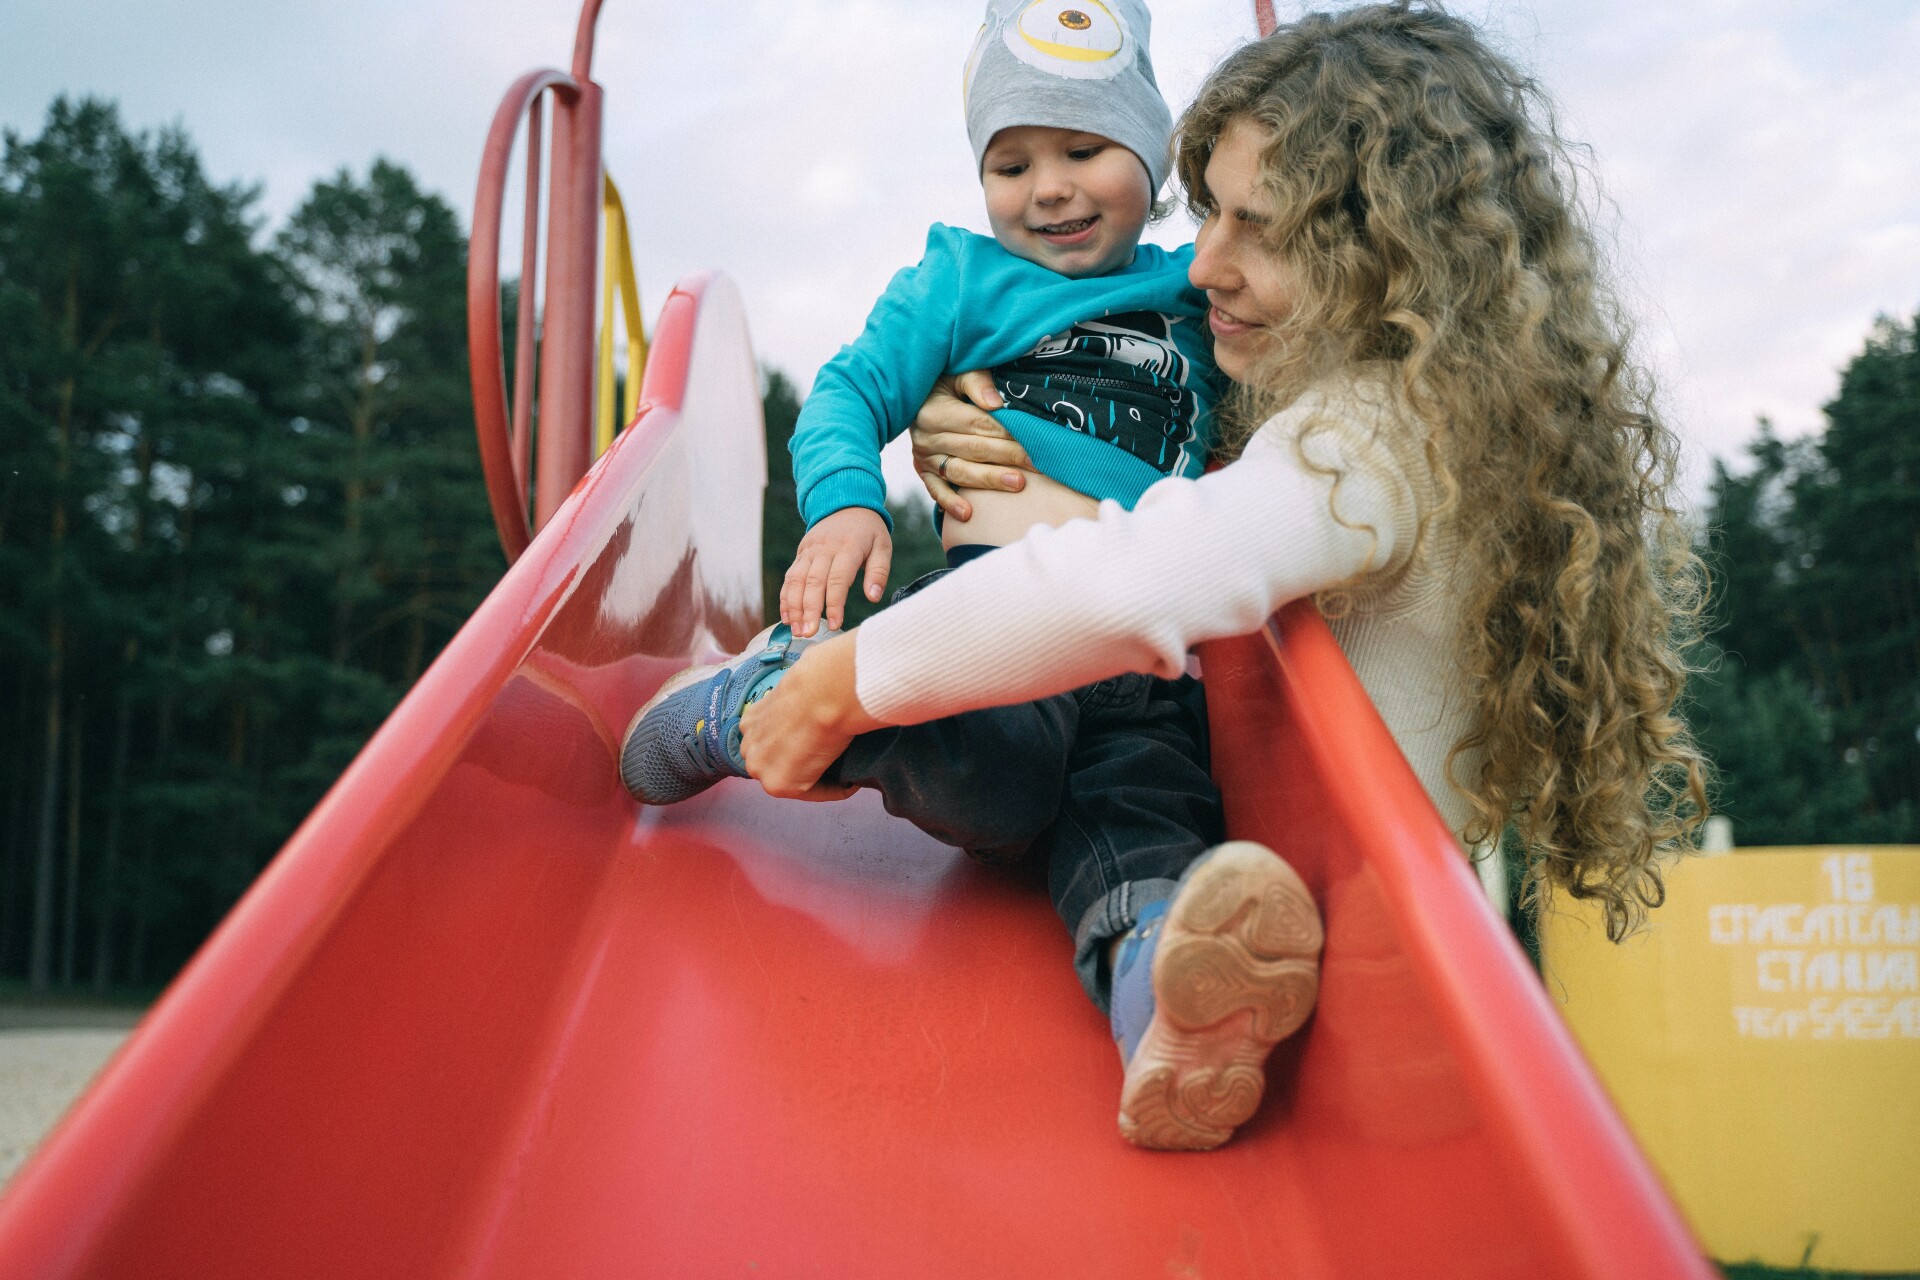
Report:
469,68,575,563
467,0,609,564
571,0,607,83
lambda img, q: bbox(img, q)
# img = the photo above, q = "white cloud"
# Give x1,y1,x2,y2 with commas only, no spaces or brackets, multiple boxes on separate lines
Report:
1517,0,1920,488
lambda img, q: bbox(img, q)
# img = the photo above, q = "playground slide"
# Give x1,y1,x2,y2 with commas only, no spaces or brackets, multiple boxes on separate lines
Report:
0,274,1714,1279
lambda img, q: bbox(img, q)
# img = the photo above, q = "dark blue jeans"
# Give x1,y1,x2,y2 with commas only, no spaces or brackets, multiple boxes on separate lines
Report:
822,554,1224,1010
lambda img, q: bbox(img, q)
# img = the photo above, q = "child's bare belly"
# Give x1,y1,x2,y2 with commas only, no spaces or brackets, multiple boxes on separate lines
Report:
942,470,1101,550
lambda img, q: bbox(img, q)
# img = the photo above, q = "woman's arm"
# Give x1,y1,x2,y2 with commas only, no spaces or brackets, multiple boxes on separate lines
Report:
858,405,1416,723
740,388,1422,792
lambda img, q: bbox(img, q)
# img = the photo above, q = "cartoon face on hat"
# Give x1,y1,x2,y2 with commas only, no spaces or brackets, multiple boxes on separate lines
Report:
1002,1,1135,81
962,0,1172,191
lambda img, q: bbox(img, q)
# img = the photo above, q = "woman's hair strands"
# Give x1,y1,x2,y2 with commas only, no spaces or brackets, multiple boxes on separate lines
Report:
1177,1,1709,938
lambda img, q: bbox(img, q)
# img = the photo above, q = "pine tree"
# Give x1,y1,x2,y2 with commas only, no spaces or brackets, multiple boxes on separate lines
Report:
1799,314,1920,828
760,369,807,623
1698,310,1920,844
272,161,499,800
0,106,497,990
0,98,301,986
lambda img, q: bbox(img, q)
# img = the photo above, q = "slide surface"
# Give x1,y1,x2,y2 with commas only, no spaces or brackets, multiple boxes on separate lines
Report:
0,274,1712,1279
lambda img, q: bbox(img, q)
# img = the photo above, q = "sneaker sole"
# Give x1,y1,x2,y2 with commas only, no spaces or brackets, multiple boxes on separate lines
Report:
1118,841,1324,1151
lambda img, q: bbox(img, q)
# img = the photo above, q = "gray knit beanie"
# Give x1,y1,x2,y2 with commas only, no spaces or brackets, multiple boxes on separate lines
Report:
962,0,1174,193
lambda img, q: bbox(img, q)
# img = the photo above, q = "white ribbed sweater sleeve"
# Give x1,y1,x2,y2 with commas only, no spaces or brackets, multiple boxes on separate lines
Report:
854,386,1422,725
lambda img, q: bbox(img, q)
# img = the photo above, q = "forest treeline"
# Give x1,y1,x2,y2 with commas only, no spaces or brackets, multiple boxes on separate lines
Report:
1,100,503,992
0,99,938,994
1693,311,1920,846
0,99,1913,994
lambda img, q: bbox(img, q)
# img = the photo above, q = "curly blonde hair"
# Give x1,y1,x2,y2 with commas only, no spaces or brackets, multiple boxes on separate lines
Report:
1176,2,1708,937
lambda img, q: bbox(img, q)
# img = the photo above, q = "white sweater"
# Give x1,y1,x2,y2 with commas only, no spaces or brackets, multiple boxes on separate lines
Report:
854,375,1480,840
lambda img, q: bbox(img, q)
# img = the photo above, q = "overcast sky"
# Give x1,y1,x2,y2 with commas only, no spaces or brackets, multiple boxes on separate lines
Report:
5,0,1918,505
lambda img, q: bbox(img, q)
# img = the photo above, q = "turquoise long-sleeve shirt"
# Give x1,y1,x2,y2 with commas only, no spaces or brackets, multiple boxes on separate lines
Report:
791,224,1218,529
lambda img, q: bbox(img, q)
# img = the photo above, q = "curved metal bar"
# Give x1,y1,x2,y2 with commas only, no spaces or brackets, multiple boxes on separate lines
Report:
571,0,607,85
531,77,604,529
468,67,579,563
512,93,544,499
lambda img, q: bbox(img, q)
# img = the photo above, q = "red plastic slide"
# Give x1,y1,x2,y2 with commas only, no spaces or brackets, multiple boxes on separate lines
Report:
0,274,1713,1279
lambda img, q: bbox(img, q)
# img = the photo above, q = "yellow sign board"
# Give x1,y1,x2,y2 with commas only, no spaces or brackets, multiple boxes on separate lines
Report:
1541,846,1920,1273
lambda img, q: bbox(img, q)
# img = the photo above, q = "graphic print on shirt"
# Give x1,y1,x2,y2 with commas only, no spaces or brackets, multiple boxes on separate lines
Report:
992,311,1204,476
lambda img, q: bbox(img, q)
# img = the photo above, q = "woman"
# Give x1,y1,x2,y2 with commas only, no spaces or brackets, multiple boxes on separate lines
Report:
742,1,1707,1150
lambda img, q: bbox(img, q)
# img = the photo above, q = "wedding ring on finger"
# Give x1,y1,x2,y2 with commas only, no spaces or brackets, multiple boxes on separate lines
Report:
936,454,953,479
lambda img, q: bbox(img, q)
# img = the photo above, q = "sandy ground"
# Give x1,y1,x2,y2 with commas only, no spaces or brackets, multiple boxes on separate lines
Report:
0,1024,134,1185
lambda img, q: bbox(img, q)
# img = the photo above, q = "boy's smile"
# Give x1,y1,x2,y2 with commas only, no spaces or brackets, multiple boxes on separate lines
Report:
1034,214,1099,243
981,125,1153,278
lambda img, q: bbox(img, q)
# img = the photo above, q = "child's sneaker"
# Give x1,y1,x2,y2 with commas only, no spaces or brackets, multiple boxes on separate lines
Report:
619,622,835,804
1108,840,1323,1150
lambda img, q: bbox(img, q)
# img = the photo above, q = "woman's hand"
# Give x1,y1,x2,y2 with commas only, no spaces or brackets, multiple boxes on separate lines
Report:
739,630,885,801
912,370,1034,523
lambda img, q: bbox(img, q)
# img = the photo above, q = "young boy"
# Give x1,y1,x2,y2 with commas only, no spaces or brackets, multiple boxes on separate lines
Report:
777,0,1214,638
620,0,1321,1151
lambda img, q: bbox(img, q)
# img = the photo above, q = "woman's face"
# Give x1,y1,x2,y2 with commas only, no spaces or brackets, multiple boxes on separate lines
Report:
1189,118,1295,382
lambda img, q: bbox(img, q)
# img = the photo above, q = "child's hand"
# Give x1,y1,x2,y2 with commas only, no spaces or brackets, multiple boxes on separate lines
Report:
782,506,892,637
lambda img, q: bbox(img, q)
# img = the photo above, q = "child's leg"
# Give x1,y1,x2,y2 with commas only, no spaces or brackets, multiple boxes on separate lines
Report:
813,550,1081,861
1033,673,1226,1010
1110,842,1322,1149
823,694,1079,863
1036,674,1322,1150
